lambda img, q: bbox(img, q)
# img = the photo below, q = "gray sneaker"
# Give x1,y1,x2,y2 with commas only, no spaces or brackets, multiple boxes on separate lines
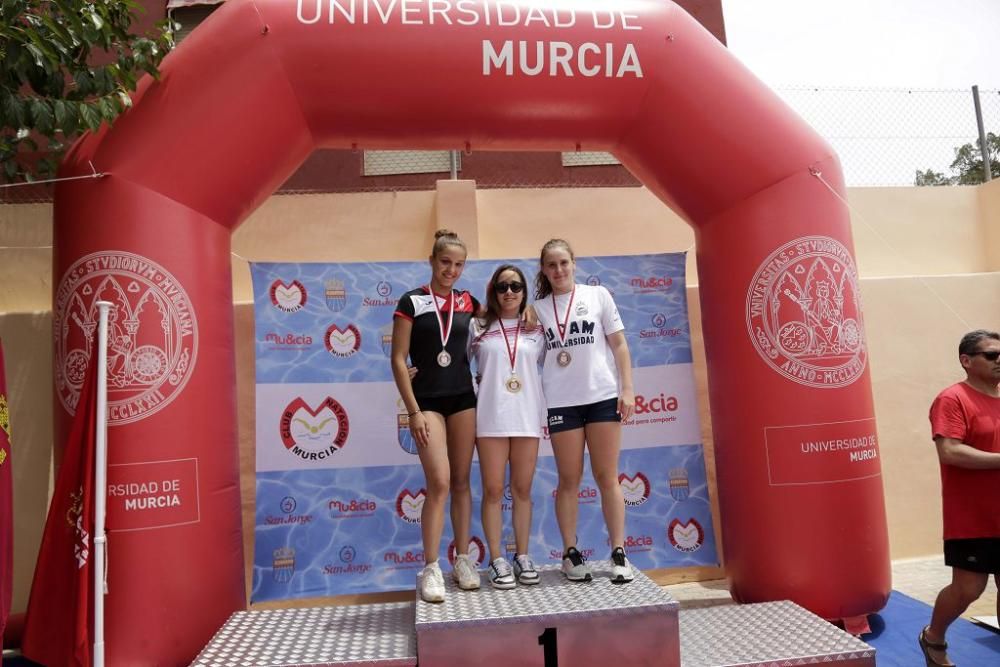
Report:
513,554,540,585
561,546,592,582
488,557,516,589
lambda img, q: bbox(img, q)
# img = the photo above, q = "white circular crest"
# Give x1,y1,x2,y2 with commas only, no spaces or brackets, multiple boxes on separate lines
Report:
745,236,867,389
54,251,198,424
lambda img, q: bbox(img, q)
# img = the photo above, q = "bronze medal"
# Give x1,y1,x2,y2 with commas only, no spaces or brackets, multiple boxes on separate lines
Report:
556,350,572,367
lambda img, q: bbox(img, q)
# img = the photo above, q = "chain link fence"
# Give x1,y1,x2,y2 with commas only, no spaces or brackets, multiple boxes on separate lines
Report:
775,86,999,187
3,87,998,205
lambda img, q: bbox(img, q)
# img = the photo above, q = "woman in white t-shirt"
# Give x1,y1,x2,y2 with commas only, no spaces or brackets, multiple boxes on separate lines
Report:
533,239,637,584
469,264,546,589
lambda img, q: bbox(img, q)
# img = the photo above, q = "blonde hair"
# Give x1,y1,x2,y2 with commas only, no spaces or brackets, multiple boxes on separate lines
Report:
432,229,467,258
535,238,575,299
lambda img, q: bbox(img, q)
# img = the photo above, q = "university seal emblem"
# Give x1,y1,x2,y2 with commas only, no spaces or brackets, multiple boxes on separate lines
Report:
54,251,198,424
745,236,866,389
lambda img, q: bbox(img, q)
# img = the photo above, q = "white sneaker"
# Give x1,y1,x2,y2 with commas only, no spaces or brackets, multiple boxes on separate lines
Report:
513,553,540,585
610,547,634,584
561,546,592,582
419,562,445,603
488,557,516,590
452,554,482,590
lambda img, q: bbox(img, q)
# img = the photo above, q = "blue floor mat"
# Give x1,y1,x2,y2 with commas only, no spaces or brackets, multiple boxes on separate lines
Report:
863,590,1000,666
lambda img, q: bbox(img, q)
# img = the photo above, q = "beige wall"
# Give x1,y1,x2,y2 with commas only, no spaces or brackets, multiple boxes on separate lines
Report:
2,180,999,613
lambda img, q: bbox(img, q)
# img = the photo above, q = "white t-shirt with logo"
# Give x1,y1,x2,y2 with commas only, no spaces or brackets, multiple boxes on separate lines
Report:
468,318,546,437
534,284,624,409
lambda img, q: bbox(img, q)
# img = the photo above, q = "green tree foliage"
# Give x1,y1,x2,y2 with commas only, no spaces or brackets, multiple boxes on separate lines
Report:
914,132,1000,186
0,0,177,183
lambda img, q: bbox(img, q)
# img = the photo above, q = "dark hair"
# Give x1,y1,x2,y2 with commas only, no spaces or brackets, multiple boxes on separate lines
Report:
479,264,528,333
534,238,575,299
959,329,1000,357
431,229,467,258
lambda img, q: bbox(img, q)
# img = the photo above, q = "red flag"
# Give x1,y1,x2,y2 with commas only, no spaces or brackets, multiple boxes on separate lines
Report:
22,345,98,667
0,341,13,652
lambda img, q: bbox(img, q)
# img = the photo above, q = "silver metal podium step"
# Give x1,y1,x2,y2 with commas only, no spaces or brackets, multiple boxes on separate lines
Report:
415,563,680,667
680,600,876,667
189,602,417,667
191,583,875,666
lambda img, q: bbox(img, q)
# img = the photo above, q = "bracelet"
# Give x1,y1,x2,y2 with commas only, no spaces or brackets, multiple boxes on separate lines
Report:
407,410,421,417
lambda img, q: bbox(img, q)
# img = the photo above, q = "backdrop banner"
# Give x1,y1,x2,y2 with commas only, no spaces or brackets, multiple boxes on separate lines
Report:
250,252,716,601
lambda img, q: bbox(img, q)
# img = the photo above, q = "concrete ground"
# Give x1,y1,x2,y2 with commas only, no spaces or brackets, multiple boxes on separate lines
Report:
665,555,999,620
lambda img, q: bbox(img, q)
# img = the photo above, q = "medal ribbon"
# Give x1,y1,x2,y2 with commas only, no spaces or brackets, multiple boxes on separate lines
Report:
428,285,454,352
499,318,520,375
552,285,576,346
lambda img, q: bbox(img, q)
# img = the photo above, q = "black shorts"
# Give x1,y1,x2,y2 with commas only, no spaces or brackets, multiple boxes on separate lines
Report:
547,397,620,435
417,392,477,418
944,538,1000,574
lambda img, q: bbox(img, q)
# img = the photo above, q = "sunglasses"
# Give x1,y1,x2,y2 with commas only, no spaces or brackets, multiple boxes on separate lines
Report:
494,281,525,294
969,350,1000,362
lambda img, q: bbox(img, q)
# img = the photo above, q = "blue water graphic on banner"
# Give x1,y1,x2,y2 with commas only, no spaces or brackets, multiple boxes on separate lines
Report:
250,253,717,602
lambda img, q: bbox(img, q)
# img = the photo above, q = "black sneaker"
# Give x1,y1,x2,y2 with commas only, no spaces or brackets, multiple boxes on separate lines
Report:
561,546,593,582
610,547,634,584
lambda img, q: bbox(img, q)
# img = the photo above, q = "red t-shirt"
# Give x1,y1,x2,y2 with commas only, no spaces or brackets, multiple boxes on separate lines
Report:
928,382,1000,539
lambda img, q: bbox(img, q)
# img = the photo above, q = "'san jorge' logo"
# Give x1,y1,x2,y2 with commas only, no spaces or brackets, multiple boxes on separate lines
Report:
746,236,867,389
325,323,361,358
270,279,307,312
279,397,349,461
618,472,651,506
396,488,426,524
54,251,198,425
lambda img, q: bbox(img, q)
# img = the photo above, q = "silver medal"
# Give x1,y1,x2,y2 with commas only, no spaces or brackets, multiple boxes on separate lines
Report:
437,350,452,367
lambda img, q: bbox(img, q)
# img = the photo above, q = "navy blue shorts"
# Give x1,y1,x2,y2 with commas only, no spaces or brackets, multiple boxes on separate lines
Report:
547,397,620,435
417,392,477,418
944,538,1000,574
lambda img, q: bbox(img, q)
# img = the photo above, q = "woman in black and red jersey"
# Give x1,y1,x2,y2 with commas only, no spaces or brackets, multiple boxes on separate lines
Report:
391,229,482,602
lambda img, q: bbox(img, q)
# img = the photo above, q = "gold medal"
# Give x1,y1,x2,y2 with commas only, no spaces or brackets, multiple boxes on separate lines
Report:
556,350,572,367
505,374,522,393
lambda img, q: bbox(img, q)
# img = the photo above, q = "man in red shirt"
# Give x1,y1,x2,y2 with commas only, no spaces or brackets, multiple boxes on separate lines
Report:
920,330,1000,667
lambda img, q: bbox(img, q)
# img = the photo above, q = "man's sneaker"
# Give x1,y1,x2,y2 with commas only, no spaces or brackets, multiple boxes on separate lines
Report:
610,547,635,584
419,562,445,603
452,553,482,590
513,554,540,585
561,546,593,582
488,557,516,589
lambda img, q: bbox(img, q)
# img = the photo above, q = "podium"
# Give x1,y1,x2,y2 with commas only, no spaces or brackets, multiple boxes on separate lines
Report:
192,570,875,666
415,564,679,667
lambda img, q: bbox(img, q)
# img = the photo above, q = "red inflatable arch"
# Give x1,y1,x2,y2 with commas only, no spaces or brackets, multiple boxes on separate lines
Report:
42,0,889,662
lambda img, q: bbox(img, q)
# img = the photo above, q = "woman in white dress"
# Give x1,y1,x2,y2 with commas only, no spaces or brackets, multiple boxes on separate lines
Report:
469,264,546,589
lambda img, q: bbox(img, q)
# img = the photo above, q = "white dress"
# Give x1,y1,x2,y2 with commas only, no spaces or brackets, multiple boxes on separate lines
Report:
468,318,546,437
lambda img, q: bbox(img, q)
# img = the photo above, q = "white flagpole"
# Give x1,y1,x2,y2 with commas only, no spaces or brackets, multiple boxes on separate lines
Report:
94,301,111,667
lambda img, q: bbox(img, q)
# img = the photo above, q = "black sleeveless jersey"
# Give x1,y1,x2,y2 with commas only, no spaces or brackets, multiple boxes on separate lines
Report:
394,287,479,398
